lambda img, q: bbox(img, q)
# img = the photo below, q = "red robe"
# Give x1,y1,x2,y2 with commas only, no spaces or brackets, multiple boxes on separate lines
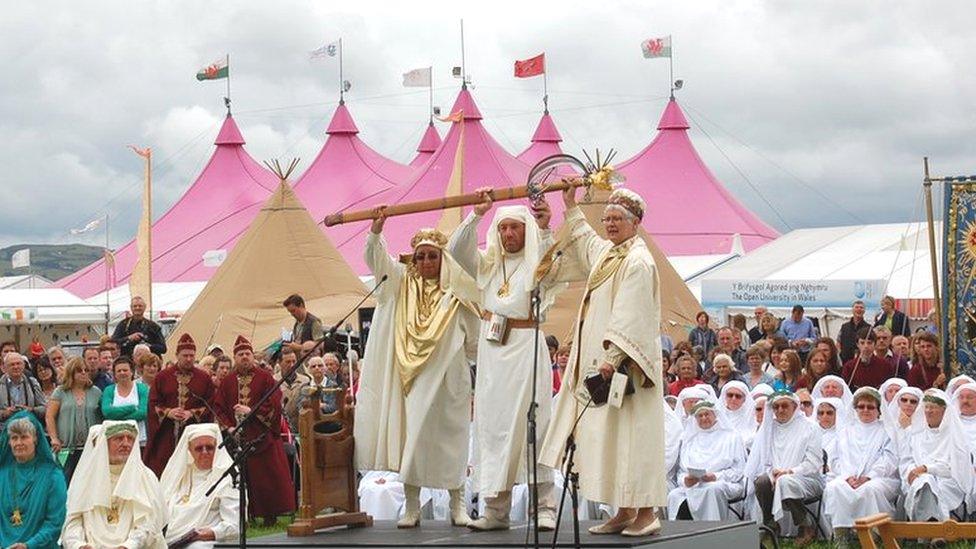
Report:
144,365,214,476
214,365,295,518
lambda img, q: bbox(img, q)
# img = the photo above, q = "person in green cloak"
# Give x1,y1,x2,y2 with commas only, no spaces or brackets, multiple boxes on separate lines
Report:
0,410,67,549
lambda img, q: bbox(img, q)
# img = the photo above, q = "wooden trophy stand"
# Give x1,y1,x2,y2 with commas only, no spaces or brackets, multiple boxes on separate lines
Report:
286,388,373,536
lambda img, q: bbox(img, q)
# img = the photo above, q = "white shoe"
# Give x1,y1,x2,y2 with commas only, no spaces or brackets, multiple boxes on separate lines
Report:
449,488,472,526
622,516,662,537
397,484,421,529
537,514,556,532
467,515,510,531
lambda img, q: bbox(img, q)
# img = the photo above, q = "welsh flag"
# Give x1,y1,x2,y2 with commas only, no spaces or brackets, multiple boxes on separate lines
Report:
196,58,228,81
641,36,672,59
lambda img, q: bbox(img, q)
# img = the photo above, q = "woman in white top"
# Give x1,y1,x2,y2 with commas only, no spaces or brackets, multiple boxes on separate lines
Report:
879,378,907,406
667,401,746,521
882,386,921,443
823,387,899,543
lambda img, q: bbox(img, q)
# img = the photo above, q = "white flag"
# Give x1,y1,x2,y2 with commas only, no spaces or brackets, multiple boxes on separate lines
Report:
202,249,228,268
309,41,339,60
403,67,432,87
11,249,29,269
641,35,672,59
70,216,105,235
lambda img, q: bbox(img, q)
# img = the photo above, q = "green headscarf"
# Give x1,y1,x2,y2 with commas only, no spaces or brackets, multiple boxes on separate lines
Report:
0,410,66,549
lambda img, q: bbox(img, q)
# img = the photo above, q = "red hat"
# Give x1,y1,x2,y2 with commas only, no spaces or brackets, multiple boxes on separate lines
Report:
176,333,196,354
233,335,253,355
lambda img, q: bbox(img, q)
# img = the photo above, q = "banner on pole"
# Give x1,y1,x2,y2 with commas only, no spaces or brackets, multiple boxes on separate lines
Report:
942,181,976,375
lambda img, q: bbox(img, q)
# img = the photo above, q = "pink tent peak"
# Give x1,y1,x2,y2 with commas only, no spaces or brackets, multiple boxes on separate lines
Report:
58,114,278,297
517,112,563,166
616,98,778,255
333,88,533,270
409,122,442,167
292,102,412,273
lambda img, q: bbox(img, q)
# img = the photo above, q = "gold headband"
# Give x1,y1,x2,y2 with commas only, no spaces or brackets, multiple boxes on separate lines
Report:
607,189,646,221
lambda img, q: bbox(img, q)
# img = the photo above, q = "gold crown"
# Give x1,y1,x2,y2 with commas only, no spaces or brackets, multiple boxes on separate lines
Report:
410,228,448,250
607,188,646,221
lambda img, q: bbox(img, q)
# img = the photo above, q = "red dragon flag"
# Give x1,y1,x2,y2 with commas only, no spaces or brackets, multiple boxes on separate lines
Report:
514,53,545,78
641,36,672,59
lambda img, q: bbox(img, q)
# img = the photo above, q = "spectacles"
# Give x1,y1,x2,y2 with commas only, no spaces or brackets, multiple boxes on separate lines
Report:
800,401,814,408
725,393,745,400
816,410,835,416
600,215,628,224
899,397,919,405
414,252,440,262
191,445,216,453
754,407,764,412
856,404,878,410
772,403,794,411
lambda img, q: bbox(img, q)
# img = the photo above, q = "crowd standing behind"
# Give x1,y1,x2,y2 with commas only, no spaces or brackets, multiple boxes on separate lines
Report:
0,291,964,547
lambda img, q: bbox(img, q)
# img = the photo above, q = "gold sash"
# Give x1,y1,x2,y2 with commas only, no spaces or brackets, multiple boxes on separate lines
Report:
394,274,461,394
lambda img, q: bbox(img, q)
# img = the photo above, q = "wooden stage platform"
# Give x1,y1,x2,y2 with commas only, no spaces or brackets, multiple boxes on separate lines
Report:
221,519,758,548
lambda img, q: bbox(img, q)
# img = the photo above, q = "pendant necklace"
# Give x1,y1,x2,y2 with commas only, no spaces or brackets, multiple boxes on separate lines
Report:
497,254,522,298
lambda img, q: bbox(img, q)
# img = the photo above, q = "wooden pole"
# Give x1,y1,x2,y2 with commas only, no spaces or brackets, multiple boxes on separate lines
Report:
923,157,946,375
323,177,586,227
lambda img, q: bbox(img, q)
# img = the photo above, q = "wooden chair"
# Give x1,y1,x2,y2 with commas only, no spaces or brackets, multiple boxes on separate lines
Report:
854,513,976,548
286,388,372,536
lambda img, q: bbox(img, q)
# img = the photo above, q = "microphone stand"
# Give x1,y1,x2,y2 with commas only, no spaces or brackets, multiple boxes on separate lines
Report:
527,285,542,549
550,398,591,549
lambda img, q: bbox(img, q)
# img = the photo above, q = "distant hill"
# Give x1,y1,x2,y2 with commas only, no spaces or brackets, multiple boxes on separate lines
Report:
0,244,104,281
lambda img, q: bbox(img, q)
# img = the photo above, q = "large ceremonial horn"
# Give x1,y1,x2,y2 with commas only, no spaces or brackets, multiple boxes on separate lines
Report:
322,152,623,227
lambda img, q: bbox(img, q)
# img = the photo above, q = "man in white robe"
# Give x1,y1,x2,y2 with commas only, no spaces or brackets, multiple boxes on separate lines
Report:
354,212,481,529
744,391,823,546
823,387,899,547
160,424,239,548
447,194,557,531
538,187,665,537
667,401,746,521
898,389,970,522
62,421,167,549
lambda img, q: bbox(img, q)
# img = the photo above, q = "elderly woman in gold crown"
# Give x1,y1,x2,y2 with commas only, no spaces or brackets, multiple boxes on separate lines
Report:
354,206,482,529
537,186,666,537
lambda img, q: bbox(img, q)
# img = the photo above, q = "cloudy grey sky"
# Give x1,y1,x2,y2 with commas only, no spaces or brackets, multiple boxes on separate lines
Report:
2,0,973,249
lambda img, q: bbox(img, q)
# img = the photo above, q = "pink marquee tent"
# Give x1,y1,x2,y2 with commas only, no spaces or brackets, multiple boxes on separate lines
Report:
617,98,779,255
291,101,414,273
409,121,442,167
516,111,564,166
58,114,278,298
343,87,532,260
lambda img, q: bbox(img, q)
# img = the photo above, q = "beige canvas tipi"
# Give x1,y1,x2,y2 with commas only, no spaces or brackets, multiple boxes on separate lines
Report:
166,179,370,356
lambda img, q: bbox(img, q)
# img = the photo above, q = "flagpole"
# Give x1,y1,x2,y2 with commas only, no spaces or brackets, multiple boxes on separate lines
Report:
225,53,231,114
460,19,466,89
339,38,345,103
542,63,549,113
105,214,110,333
146,150,153,317
429,65,434,123
669,35,675,99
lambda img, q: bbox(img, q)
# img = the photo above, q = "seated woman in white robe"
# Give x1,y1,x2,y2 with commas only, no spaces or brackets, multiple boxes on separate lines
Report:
744,390,823,545
897,389,971,522
753,396,767,429
718,381,757,450
882,386,921,443
823,387,900,544
159,424,239,548
668,401,746,521
880,378,907,407
810,376,853,418
814,398,847,473
62,421,167,549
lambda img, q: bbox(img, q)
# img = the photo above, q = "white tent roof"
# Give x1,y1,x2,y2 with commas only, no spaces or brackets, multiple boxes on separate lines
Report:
688,221,938,301
0,288,105,324
0,275,53,289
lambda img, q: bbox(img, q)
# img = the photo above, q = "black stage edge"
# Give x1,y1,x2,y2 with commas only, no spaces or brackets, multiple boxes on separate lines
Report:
221,519,758,548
